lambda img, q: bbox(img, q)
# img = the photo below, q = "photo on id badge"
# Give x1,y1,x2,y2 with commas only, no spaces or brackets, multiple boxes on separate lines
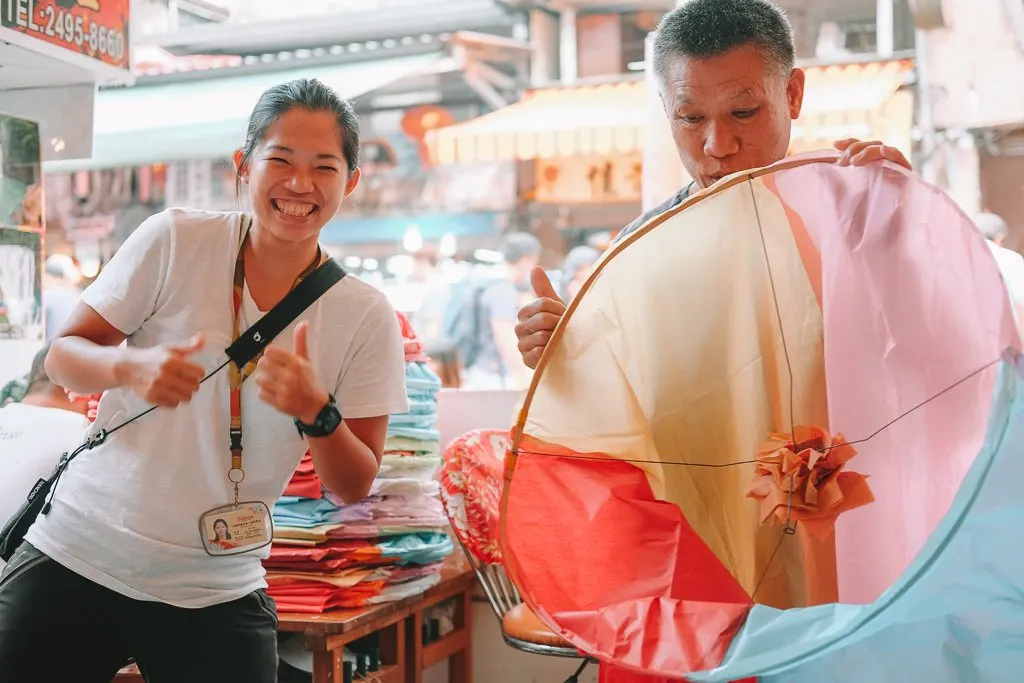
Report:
199,502,273,557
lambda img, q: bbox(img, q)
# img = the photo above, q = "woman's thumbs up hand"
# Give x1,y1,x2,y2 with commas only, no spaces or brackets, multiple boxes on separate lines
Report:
255,321,330,423
118,334,207,407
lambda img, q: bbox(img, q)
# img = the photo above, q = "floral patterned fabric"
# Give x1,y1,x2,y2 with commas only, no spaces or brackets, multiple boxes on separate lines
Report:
440,429,508,565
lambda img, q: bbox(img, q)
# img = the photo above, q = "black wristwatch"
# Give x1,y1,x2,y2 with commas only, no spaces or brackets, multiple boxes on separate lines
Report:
294,395,342,438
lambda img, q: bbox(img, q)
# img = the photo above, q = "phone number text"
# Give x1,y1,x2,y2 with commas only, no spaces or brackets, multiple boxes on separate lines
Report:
35,5,125,64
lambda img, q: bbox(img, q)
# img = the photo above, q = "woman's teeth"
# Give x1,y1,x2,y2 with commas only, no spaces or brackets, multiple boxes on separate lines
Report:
273,199,316,217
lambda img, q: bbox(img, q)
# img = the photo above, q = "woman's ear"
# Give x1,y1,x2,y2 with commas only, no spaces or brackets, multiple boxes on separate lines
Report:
233,148,248,184
344,167,362,198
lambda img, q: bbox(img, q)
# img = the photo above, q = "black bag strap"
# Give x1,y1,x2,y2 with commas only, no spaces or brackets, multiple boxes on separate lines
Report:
60,257,348,469
226,259,345,368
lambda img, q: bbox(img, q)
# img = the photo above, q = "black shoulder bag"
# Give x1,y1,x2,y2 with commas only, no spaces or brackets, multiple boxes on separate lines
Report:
0,258,347,562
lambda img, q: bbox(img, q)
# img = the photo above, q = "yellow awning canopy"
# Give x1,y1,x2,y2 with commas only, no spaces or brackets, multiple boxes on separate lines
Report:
790,59,915,153
427,80,647,165
426,59,914,165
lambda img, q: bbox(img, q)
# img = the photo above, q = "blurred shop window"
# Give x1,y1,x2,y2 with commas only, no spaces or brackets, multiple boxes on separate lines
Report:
72,171,90,200
576,10,667,78
778,0,914,59
137,166,154,205
165,160,235,212
577,14,625,79
150,164,168,205
620,11,665,73
209,160,236,207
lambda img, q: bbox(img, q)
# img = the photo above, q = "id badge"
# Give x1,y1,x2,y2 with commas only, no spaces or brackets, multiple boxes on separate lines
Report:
198,502,273,557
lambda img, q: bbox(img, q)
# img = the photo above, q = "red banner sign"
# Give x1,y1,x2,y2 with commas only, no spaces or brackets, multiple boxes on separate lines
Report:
2,0,130,70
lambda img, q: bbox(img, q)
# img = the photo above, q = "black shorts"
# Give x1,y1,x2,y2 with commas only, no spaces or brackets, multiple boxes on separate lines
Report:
0,543,279,683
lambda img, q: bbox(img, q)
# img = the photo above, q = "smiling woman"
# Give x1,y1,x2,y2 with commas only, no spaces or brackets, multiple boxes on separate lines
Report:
0,79,409,683
234,79,361,231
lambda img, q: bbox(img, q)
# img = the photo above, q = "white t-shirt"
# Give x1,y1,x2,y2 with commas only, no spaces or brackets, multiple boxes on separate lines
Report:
26,208,409,608
0,403,87,570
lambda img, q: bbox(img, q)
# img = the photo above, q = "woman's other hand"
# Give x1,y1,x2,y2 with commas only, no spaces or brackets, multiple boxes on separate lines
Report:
255,321,329,422
47,302,206,401
117,335,206,407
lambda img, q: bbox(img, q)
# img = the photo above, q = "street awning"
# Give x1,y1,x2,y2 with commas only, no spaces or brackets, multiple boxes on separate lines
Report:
426,79,647,165
426,59,914,165
789,59,915,153
44,52,443,173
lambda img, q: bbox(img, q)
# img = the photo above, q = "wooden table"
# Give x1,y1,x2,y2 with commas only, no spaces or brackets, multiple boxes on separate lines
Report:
112,554,475,683
278,554,476,683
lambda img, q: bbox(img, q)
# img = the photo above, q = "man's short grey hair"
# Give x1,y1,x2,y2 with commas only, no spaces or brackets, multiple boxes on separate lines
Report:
975,212,1008,242
501,232,542,265
652,0,796,83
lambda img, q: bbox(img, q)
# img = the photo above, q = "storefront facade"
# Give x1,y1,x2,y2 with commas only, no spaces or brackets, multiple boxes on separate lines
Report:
915,0,1024,249
0,0,132,385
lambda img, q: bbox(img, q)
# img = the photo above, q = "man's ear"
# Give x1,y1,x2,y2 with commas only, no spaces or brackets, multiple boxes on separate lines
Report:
786,68,806,120
345,167,362,198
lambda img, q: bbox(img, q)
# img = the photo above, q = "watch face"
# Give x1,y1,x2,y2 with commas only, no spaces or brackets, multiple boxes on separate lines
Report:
297,398,342,437
319,404,342,433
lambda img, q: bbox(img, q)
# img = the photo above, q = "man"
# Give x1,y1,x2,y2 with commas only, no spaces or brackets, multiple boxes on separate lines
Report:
975,212,1024,337
0,347,88,569
516,0,911,368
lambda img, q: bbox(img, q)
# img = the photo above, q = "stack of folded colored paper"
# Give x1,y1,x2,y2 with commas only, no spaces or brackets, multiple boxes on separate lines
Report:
263,533,452,613
264,312,453,613
282,453,321,500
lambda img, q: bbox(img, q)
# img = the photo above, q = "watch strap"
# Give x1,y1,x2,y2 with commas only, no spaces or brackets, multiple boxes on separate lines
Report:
294,395,342,438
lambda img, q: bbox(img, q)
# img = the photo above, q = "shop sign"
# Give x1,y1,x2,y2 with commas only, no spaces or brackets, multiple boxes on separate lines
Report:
2,0,130,70
534,153,644,205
